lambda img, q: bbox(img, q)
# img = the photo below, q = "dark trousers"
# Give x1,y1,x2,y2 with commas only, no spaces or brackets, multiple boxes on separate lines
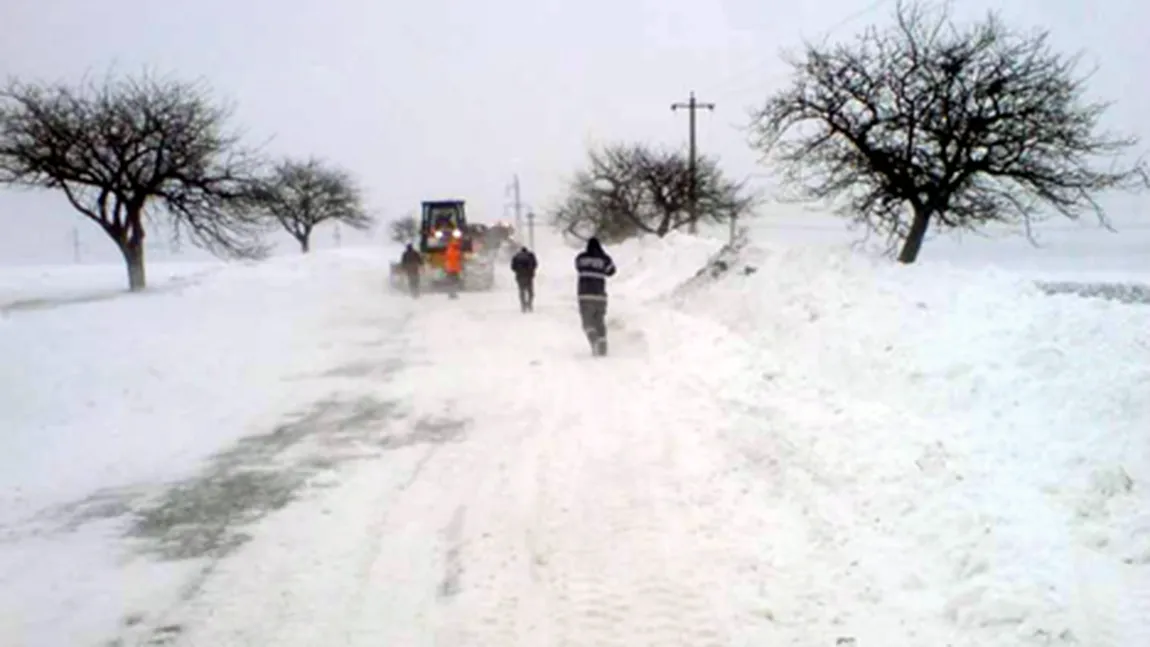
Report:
516,276,534,311
578,297,608,353
446,271,461,298
405,271,420,297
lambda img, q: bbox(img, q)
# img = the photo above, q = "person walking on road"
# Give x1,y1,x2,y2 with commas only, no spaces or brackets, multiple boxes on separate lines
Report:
574,237,615,356
510,246,538,312
399,243,422,298
444,236,463,299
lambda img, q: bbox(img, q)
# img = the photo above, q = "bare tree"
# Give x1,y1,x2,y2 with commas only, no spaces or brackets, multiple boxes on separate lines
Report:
551,142,755,243
249,157,372,253
389,213,419,245
749,0,1148,263
0,71,270,290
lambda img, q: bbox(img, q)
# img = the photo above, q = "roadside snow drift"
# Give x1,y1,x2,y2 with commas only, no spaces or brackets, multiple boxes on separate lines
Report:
666,233,1150,645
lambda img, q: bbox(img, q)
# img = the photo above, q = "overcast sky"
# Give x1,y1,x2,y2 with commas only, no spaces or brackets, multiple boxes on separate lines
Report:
1,0,1148,264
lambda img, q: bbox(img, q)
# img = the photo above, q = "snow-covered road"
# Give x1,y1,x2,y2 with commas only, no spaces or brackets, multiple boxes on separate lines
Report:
5,232,1148,647
158,275,779,646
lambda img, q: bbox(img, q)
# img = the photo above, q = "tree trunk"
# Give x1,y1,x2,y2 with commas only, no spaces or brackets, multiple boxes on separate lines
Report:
297,232,311,253
120,240,146,291
119,208,148,290
897,207,932,264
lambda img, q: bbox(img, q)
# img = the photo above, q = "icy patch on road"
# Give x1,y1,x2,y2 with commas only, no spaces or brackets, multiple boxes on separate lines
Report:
1037,280,1150,305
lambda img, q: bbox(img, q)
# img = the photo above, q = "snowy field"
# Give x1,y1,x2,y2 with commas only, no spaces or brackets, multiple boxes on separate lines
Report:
1,218,1149,646
0,261,228,313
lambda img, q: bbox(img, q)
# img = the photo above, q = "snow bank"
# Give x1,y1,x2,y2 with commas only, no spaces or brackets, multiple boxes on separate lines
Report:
664,234,1150,645
552,231,728,302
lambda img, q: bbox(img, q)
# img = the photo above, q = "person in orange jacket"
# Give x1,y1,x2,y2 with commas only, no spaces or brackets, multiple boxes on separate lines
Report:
443,236,463,299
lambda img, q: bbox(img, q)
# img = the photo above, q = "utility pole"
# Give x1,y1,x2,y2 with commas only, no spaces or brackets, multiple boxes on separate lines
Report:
526,211,536,250
671,91,714,234
72,227,81,263
333,223,342,248
511,174,523,233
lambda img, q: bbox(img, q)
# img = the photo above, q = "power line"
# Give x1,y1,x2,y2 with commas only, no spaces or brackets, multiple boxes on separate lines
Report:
504,174,527,241
511,174,522,233
698,0,893,98
671,91,715,234
807,0,892,45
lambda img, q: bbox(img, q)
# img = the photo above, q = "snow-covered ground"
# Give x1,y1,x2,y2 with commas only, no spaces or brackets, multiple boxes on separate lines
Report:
0,261,227,312
1,219,1148,646
665,227,1150,644
751,208,1150,281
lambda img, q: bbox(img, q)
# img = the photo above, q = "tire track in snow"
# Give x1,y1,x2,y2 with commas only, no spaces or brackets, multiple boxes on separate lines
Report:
536,396,730,647
163,290,779,645
413,297,749,645
143,304,426,647
404,301,576,646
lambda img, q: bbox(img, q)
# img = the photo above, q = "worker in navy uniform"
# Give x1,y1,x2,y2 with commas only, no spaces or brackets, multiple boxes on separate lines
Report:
510,246,538,312
574,237,616,356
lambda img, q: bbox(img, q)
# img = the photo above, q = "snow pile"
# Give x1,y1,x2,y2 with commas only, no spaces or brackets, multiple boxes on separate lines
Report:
667,236,1150,644
545,231,727,302
607,231,727,300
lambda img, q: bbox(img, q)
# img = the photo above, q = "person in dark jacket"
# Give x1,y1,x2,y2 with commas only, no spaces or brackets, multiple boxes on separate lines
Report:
574,237,616,356
399,243,422,297
510,246,538,312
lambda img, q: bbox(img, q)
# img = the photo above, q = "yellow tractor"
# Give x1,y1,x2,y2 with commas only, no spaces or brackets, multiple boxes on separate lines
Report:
390,199,497,292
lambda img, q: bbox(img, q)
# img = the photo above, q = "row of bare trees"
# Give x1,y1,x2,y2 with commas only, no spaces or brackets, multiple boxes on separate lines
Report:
549,0,1147,263
9,0,1143,281
551,143,755,244
0,73,373,290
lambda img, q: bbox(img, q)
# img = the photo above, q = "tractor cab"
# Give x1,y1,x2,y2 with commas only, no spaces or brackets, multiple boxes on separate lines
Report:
419,200,473,254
